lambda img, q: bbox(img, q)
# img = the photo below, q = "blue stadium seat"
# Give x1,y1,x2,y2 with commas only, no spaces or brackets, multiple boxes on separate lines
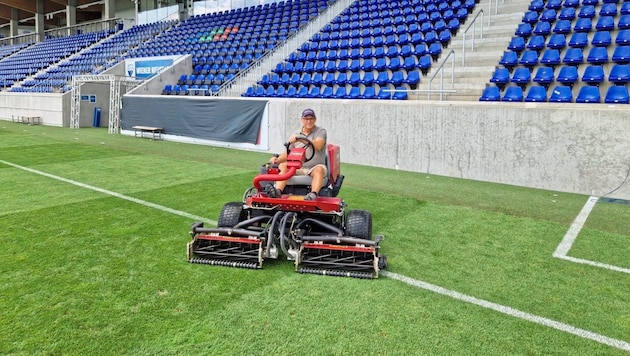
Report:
546,0,562,9
375,71,391,85
586,47,608,64
361,58,375,71
529,0,544,11
533,21,552,36
563,48,584,65
402,55,417,70
347,86,361,99
568,32,588,48
490,67,510,89
479,86,500,101
511,67,532,86
599,3,617,16
612,46,630,63
623,2,630,15
403,70,420,88
576,85,601,103
616,30,630,45
418,55,432,75
526,35,546,52
359,71,375,86
348,71,361,85
582,65,605,85
515,23,533,37
564,0,580,7
553,19,572,34
519,50,539,66
319,86,334,98
556,66,579,85
618,14,630,30
502,86,524,102
504,36,522,52
388,57,402,71
391,86,408,100
522,10,539,23
559,7,576,20
499,51,519,69
548,85,573,102
360,86,377,99
377,87,394,99
591,31,612,47
608,64,630,84
574,18,593,32
285,86,298,97
578,5,596,18
605,85,630,103
312,72,323,86
161,84,172,95
391,70,405,86
596,16,615,31
540,9,557,22
533,66,555,86
540,49,561,66
547,34,567,49
525,86,548,102
333,86,347,99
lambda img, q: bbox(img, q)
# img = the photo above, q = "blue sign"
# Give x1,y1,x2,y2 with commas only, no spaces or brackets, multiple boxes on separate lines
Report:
132,59,173,78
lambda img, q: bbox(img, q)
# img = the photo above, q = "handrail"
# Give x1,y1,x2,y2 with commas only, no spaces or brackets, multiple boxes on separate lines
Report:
428,49,455,100
461,9,484,66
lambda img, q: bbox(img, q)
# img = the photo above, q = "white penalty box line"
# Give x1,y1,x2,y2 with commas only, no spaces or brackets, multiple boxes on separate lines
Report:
0,159,217,226
553,196,630,274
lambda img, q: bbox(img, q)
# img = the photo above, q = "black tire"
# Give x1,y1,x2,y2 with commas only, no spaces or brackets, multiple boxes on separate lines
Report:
217,202,244,227
345,209,372,240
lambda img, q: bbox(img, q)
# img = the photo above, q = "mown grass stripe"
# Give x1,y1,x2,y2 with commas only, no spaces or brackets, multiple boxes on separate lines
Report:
382,271,630,352
0,158,217,225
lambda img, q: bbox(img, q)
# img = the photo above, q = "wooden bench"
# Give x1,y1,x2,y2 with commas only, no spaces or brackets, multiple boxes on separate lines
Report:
132,126,163,140
12,115,42,125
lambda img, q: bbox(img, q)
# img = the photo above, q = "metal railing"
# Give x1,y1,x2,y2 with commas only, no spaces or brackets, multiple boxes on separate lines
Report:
461,9,484,66
428,50,455,100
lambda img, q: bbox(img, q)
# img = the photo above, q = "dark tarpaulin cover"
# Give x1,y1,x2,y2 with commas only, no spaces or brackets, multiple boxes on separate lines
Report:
121,96,267,144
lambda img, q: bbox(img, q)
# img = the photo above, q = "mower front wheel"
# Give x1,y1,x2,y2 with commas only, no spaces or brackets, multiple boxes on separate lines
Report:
345,209,373,240
217,201,244,227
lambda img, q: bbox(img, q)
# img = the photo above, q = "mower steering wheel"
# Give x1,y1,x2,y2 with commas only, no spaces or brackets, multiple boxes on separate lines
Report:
286,136,315,162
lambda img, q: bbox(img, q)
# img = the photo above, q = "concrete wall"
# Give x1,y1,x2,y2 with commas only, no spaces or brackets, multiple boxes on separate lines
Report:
265,100,630,200
2,93,629,199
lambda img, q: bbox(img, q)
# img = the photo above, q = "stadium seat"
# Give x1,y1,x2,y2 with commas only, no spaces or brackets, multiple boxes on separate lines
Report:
522,11,539,24
563,48,584,65
556,66,579,85
499,51,519,69
575,85,601,103
403,70,420,88
525,86,548,102
548,85,573,102
519,50,539,66
573,18,593,32
559,7,576,20
581,65,605,85
540,9,557,22
568,32,588,48
540,49,561,66
511,67,531,86
392,86,408,100
604,85,630,103
377,87,394,99
553,20,572,34
587,47,608,64
533,66,555,87
509,37,526,53
617,30,630,45
608,64,630,84
618,15,630,30
526,36,546,52
347,86,361,99
479,86,501,101
599,3,617,16
596,16,615,31
612,46,630,63
360,86,377,99
578,5,596,18
490,67,510,89
333,86,347,99
502,86,524,102
319,86,333,98
533,21,552,36
515,23,533,37
591,31,612,47
547,34,567,49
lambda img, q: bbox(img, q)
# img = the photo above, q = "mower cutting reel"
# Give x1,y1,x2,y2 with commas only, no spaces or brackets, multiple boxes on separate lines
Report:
187,142,387,278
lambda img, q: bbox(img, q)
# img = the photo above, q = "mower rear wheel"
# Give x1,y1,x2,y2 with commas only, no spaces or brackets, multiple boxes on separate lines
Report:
345,209,372,240
217,201,244,227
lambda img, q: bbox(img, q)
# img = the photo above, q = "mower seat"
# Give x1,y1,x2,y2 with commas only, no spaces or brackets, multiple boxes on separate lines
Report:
285,144,342,197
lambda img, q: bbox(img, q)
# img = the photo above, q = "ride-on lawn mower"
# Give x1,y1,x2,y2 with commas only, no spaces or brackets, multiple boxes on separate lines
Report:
187,137,387,279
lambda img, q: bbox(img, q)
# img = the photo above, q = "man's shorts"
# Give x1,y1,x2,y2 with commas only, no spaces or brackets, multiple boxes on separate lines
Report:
297,164,327,177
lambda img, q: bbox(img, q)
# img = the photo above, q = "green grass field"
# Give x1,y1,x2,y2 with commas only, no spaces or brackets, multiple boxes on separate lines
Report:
1,122,628,355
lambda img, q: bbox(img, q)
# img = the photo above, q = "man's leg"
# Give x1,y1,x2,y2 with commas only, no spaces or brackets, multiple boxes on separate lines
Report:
275,162,288,192
309,165,326,194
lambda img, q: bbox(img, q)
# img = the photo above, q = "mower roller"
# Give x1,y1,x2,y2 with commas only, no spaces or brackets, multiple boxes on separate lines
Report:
187,138,387,278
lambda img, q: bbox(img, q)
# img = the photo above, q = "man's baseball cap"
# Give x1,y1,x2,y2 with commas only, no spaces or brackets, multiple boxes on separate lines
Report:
301,108,316,118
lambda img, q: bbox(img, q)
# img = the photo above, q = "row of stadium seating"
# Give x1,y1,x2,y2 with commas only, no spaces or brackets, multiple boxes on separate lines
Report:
480,83,629,103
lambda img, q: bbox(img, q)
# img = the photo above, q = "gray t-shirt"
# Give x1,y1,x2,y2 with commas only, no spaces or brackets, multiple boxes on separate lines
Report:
291,126,327,169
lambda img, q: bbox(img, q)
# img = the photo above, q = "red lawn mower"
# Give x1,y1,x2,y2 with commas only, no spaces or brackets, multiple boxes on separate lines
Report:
187,137,387,279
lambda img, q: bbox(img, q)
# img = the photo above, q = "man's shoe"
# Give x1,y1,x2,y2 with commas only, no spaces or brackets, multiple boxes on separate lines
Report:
304,192,317,200
265,184,282,198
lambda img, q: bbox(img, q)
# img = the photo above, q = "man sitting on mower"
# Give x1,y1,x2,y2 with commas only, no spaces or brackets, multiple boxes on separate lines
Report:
268,108,327,200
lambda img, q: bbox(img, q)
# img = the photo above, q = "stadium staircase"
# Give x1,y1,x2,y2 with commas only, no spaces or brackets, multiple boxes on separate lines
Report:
414,0,534,101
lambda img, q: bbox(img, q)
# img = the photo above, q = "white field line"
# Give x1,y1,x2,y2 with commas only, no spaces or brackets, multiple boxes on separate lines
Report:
382,271,630,352
0,159,217,225
553,195,630,274
7,159,629,351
